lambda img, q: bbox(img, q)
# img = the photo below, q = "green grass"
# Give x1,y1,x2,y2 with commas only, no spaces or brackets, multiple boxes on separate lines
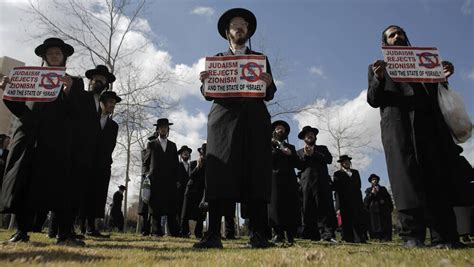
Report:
0,229,472,266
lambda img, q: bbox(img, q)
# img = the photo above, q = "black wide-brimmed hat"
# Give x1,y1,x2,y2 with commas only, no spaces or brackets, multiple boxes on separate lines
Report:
368,174,380,183
337,155,353,163
35,37,74,57
198,143,207,155
154,118,173,127
272,120,291,136
99,91,122,103
297,126,319,140
85,65,116,83
178,145,192,155
217,8,257,40
118,185,127,190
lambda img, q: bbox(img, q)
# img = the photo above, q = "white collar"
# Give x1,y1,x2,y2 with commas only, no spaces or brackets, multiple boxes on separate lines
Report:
230,46,248,55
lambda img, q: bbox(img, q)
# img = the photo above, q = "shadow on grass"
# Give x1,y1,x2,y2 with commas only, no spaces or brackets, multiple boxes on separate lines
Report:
0,250,109,263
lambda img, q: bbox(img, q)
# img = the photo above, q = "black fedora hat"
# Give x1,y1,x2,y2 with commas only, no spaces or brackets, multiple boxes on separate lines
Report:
297,126,319,140
178,145,192,155
198,143,207,154
118,185,127,190
85,65,116,83
100,91,122,103
154,118,173,127
35,37,74,57
368,174,380,183
217,8,257,40
337,155,353,163
272,120,291,136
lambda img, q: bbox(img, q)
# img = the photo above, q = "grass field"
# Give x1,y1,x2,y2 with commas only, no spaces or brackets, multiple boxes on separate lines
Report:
0,230,473,266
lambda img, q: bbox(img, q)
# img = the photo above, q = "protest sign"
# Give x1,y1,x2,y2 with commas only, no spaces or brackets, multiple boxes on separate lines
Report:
382,46,446,83
204,55,267,98
3,66,66,102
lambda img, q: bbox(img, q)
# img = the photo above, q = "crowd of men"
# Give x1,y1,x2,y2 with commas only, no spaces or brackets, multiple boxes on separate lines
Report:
0,7,472,250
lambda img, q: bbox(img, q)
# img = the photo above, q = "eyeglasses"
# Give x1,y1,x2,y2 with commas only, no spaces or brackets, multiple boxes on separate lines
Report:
229,22,248,29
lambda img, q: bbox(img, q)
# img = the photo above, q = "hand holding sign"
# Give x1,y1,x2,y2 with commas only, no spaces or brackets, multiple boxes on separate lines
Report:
0,76,11,91
61,75,73,95
260,72,273,88
442,61,454,79
372,60,387,81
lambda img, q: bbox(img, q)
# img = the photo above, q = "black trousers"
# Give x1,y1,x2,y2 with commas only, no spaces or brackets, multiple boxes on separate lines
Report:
140,213,151,235
181,219,204,237
79,213,96,233
110,211,124,232
301,188,336,241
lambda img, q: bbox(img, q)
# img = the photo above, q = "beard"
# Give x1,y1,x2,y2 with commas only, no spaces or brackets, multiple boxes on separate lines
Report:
393,39,408,46
92,83,107,94
229,32,248,45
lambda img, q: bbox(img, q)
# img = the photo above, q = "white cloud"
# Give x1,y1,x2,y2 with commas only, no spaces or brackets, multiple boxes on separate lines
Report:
293,90,381,173
461,0,472,15
190,6,215,17
460,138,474,164
309,66,327,78
467,69,474,80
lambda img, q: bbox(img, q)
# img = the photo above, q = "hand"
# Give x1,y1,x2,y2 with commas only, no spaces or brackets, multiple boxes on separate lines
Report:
199,71,209,83
372,60,387,81
61,75,73,95
0,76,11,91
442,61,454,79
260,72,273,87
197,157,203,168
281,147,292,156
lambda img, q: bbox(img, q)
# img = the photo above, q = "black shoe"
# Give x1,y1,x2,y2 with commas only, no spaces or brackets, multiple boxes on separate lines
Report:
403,239,425,248
272,235,285,244
8,231,30,243
56,237,85,247
287,233,295,245
87,231,110,238
248,232,275,249
193,232,223,249
461,235,471,243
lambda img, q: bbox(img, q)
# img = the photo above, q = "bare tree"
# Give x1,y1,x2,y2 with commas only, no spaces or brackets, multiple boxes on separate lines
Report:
27,0,175,228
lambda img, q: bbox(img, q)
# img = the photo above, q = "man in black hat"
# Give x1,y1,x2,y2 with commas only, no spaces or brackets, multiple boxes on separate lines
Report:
0,37,86,246
333,155,366,243
143,118,180,237
110,185,126,231
72,65,116,236
367,25,463,248
195,8,277,249
268,121,300,245
177,145,193,236
296,126,338,242
363,174,393,241
79,90,121,237
181,144,207,238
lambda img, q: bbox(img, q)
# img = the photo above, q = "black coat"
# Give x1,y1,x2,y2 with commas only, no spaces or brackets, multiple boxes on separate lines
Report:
363,185,393,236
367,65,460,210
177,161,192,216
268,142,300,227
182,160,205,221
203,48,277,202
138,149,149,216
333,169,365,220
1,76,84,213
82,118,118,218
110,190,123,215
144,138,179,214
0,149,8,186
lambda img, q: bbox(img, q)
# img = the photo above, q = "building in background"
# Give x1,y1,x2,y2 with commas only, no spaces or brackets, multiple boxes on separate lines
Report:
0,56,24,136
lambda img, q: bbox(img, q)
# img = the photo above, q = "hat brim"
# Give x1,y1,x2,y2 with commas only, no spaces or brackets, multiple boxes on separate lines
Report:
297,128,319,140
217,8,257,40
35,43,74,57
85,69,116,83
178,148,192,154
153,123,174,126
100,92,122,103
337,157,353,163
368,175,380,183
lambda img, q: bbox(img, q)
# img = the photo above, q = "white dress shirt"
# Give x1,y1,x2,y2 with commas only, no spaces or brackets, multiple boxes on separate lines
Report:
158,136,167,152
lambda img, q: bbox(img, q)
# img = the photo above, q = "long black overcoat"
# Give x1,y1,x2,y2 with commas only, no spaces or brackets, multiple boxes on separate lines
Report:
144,139,179,214
1,76,84,213
203,48,277,202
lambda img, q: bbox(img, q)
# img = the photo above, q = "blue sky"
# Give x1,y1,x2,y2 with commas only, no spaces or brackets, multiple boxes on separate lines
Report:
0,0,473,200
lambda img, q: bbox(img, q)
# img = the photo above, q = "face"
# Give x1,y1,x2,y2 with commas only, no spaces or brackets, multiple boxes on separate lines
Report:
304,132,316,145
90,75,108,93
228,17,249,45
100,98,116,115
44,47,65,66
371,178,379,185
273,125,286,140
180,150,190,161
157,125,169,137
384,27,408,46
341,160,351,169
